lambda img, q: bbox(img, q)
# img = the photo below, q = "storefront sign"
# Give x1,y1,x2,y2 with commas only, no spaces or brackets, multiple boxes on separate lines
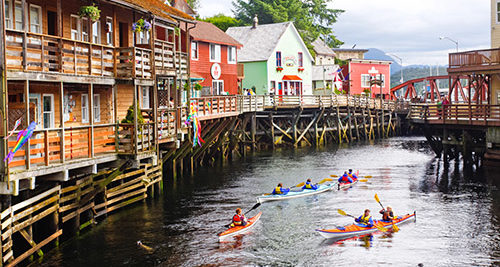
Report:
211,63,221,79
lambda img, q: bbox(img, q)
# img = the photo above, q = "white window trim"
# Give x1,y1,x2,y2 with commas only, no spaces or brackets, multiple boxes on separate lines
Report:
5,0,13,29
135,30,150,45
81,17,89,42
227,46,236,64
81,94,89,123
92,20,101,44
361,74,370,88
106,16,113,46
42,94,55,129
209,44,221,63
93,94,101,123
212,80,224,95
191,41,198,60
70,14,81,41
29,4,42,34
141,87,150,109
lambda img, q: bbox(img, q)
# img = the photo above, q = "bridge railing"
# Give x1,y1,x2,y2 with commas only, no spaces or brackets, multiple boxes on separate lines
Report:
409,104,500,125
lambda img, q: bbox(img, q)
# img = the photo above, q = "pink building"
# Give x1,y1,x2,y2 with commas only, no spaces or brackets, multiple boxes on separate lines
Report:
342,59,392,98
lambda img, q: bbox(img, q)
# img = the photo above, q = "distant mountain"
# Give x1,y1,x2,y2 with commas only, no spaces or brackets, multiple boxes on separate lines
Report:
364,48,402,74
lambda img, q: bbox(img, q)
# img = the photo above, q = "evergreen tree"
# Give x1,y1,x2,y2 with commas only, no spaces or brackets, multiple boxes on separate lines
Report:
232,0,344,55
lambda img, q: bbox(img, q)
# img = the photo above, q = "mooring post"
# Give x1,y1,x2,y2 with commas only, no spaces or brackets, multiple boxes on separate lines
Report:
251,113,256,150
270,113,275,149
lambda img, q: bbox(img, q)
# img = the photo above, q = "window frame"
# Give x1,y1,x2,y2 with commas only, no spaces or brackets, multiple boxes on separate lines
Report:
93,94,100,122
70,14,81,41
29,4,42,33
209,43,221,63
14,1,23,30
276,51,282,67
298,52,303,68
106,16,113,46
135,30,150,45
42,94,54,129
212,80,224,95
361,74,371,88
81,17,89,42
5,0,13,29
81,94,89,123
141,87,150,109
227,46,236,64
92,20,101,44
497,0,500,24
191,41,198,60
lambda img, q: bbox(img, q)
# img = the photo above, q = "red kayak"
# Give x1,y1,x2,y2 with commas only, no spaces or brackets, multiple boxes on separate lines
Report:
338,170,359,190
218,212,262,242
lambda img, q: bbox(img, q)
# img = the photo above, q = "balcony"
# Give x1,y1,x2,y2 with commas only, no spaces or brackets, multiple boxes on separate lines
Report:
448,48,500,74
116,47,153,79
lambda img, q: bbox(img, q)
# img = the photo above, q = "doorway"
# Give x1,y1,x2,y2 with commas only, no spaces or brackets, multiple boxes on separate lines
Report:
119,22,128,47
47,11,57,35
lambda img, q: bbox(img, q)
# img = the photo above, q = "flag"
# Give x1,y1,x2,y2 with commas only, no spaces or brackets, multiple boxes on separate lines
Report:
4,118,22,140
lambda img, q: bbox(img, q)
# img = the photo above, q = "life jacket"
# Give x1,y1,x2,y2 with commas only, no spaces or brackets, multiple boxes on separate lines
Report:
304,181,314,189
232,214,243,226
348,172,358,180
360,214,372,224
382,211,394,221
273,187,283,194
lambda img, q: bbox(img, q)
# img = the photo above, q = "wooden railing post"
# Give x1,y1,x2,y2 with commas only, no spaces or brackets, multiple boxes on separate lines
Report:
44,130,49,166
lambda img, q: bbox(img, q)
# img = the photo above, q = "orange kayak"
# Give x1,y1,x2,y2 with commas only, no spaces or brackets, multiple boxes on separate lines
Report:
316,212,416,239
218,212,262,242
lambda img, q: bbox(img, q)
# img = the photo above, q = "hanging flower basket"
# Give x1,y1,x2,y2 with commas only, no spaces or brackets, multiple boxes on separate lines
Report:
298,67,305,72
78,4,101,21
194,83,203,91
133,18,152,33
276,66,283,72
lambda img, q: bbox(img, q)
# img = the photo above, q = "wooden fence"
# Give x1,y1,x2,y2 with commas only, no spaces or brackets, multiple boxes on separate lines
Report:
409,104,500,126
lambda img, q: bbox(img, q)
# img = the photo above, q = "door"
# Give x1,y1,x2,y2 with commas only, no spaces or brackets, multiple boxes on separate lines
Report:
119,22,128,47
47,11,57,35
278,82,282,95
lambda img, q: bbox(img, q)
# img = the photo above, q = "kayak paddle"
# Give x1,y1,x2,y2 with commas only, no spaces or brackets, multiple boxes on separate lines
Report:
337,209,387,232
374,194,399,232
318,178,333,184
224,203,261,228
330,174,338,178
358,179,368,182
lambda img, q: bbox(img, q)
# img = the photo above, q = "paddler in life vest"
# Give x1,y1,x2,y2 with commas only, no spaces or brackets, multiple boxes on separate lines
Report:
229,208,248,228
302,178,318,190
379,206,394,222
355,209,374,227
348,169,358,181
338,172,353,183
272,183,290,195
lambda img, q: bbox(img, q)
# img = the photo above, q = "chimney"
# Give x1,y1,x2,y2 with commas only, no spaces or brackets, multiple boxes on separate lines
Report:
252,14,258,29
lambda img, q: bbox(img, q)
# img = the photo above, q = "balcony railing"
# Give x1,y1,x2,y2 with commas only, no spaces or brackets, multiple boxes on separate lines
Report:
409,104,500,126
449,48,500,72
154,39,175,75
116,47,153,79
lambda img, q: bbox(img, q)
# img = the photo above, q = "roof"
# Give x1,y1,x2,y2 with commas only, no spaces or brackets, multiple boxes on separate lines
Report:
312,39,336,57
332,48,369,53
349,59,392,65
226,22,292,62
182,21,242,47
312,65,339,81
171,0,196,17
121,0,194,22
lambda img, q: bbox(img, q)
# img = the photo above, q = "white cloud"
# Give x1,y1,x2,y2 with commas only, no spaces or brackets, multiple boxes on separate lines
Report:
197,0,490,65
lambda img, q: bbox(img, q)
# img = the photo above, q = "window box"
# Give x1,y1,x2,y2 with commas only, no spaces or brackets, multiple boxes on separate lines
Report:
298,67,304,72
276,66,283,72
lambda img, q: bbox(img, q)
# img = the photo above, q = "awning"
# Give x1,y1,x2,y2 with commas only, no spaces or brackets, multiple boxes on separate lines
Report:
282,75,302,81
190,72,205,82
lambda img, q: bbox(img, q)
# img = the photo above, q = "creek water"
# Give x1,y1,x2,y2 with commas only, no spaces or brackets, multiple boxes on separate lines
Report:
36,137,500,267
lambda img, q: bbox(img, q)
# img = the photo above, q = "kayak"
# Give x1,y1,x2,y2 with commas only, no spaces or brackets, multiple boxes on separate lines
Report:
338,179,358,190
316,212,416,239
218,212,262,242
256,182,337,203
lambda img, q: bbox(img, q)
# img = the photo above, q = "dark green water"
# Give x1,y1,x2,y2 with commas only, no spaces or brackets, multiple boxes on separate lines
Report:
36,137,500,266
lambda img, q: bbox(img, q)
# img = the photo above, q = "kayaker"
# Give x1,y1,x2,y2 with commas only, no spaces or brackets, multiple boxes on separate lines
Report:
272,183,290,195
379,206,394,222
348,169,358,180
302,178,318,190
229,208,247,228
355,209,374,227
338,172,353,183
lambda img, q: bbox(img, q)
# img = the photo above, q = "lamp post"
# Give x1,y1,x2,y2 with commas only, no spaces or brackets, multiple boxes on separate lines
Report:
439,36,459,52
388,53,403,84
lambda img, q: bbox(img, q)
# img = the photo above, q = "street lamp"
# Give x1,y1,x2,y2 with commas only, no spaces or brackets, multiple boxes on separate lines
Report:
439,36,459,52
388,53,403,84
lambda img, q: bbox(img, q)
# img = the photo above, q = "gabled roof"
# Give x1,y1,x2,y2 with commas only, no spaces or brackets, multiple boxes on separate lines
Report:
171,0,196,17
121,0,194,22
332,48,369,53
226,22,292,62
312,38,336,57
182,21,242,47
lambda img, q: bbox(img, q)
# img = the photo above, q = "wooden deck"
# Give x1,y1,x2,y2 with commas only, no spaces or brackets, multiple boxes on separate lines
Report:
408,104,500,127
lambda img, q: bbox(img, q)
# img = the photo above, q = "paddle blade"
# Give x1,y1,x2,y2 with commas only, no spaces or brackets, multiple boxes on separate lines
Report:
337,209,347,216
330,175,338,178
294,182,305,188
375,224,388,232
374,193,381,204
364,176,373,178
359,179,368,182
319,178,333,184
392,223,399,232
246,203,261,214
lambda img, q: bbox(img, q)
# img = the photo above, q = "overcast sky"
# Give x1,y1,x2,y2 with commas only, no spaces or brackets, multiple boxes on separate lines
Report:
197,0,490,66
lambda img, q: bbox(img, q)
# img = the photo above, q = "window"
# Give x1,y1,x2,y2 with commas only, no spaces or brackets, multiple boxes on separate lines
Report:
29,4,41,33
93,94,100,122
106,17,113,45
5,0,12,29
92,20,100,44
191,41,198,60
212,80,224,95
209,44,221,62
81,94,89,123
42,94,54,129
228,46,236,64
361,74,370,88
276,51,282,67
135,30,150,45
298,52,303,67
141,87,150,109
82,17,89,42
14,1,23,30
381,74,386,88
497,1,500,23
70,15,80,41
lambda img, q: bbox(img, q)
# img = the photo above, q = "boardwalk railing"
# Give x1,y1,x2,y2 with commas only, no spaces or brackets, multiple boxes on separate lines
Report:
449,48,500,72
409,104,500,126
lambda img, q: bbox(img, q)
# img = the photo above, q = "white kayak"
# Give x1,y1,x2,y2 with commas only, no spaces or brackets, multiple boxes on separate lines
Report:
256,182,337,203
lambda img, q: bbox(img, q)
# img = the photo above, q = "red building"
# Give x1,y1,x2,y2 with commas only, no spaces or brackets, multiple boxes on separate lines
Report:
184,21,242,95
342,59,392,98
